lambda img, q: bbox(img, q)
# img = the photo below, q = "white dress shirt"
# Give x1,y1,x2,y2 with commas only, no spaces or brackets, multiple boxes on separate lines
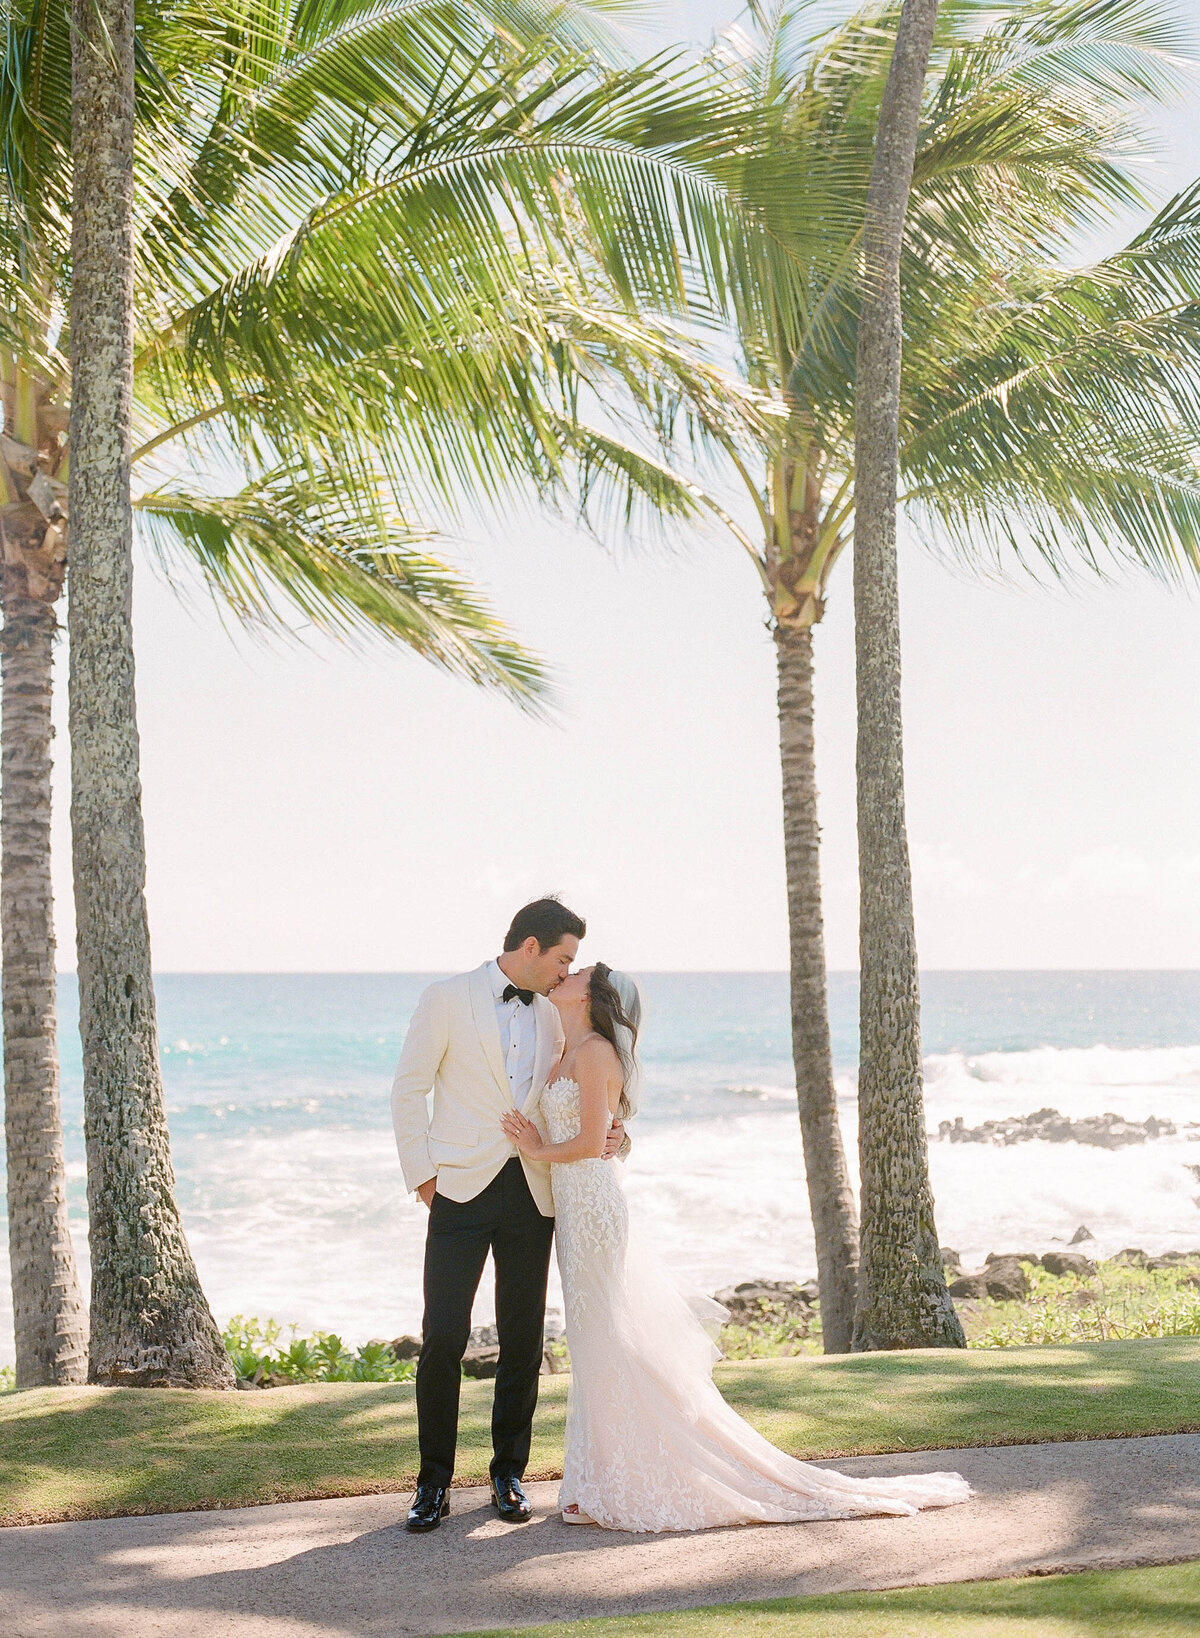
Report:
489,959,538,1110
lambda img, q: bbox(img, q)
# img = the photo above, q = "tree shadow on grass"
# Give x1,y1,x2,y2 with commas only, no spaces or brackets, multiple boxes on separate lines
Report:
466,1564,1200,1637
722,1338,1200,1458
0,1378,570,1524
3,1338,1200,1525
762,1563,1200,1635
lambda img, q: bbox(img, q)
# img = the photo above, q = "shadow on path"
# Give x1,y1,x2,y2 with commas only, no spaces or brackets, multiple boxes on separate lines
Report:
3,1434,1200,1637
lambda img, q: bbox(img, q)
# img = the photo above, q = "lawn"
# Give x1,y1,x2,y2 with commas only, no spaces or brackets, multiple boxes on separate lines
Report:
455,1561,1200,1638
3,1336,1200,1525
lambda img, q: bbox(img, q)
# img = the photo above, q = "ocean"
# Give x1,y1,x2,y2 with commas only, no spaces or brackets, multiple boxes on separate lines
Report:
3,970,1200,1365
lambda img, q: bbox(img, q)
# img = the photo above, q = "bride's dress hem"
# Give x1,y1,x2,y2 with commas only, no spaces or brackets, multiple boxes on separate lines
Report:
543,1077,972,1537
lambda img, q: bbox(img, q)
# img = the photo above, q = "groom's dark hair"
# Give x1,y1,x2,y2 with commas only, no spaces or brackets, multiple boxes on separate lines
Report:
504,897,586,952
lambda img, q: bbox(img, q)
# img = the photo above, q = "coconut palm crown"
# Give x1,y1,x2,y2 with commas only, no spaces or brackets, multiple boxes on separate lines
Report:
0,0,776,1384
617,0,1200,1351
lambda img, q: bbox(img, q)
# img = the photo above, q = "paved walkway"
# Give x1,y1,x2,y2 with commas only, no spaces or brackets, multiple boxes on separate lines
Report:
3,1433,1200,1637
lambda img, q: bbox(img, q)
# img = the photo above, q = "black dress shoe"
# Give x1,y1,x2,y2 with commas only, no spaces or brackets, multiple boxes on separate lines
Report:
491,1472,533,1522
407,1483,450,1532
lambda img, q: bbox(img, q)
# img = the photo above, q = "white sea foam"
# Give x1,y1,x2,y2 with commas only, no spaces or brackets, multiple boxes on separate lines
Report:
717,1083,796,1101
928,1042,1200,1090
143,1101,1200,1342
923,1045,1200,1125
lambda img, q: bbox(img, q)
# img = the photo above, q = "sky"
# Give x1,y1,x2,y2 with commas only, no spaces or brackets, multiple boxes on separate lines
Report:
44,0,1200,974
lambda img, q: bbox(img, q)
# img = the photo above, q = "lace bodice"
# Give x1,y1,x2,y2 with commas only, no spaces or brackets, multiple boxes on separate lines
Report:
541,1076,588,1144
543,1080,971,1533
541,1078,626,1330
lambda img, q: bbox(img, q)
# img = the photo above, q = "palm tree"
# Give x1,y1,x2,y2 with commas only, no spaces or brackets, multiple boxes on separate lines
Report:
5,0,767,1382
850,0,960,1351
0,0,89,1388
69,0,238,1386
2,454,85,1386
628,0,1200,1350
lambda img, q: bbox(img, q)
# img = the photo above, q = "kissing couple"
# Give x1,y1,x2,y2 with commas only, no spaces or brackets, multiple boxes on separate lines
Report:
391,896,970,1534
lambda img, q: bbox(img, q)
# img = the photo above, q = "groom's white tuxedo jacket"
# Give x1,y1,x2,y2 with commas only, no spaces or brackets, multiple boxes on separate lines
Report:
390,964,564,1216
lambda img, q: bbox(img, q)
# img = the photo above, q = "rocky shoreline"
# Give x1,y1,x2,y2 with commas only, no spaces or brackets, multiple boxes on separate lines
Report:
392,1280,830,1377
710,1250,1200,1314
391,1248,1200,1376
228,1241,1200,1390
713,1277,819,1319
935,1107,1188,1148
940,1248,1094,1301
388,1312,570,1379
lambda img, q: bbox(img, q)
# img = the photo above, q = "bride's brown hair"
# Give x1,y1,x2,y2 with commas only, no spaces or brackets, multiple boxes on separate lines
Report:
587,962,639,1119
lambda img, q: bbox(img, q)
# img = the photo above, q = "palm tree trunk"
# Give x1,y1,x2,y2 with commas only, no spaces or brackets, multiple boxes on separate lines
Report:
774,618,859,1353
68,0,233,1386
2,590,87,1386
851,0,962,1351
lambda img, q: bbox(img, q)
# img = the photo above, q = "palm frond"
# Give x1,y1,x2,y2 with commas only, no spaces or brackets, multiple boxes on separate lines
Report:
558,418,769,579
900,178,1200,578
135,464,551,706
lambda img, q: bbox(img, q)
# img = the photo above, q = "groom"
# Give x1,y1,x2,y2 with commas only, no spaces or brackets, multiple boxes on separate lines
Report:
391,897,625,1532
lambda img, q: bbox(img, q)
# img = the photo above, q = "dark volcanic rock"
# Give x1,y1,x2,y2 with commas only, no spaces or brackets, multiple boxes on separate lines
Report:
1069,1225,1095,1245
461,1345,501,1379
936,1108,1176,1149
940,1247,962,1272
950,1257,1029,1301
713,1280,818,1322
979,1257,1030,1301
1040,1251,1098,1279
405,1310,573,1378
948,1272,989,1299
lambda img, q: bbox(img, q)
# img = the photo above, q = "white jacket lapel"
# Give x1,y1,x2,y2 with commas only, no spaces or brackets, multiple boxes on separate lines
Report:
469,963,510,1101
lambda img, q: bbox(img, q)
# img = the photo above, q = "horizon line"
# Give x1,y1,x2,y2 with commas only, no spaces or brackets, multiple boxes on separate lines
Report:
48,966,1200,977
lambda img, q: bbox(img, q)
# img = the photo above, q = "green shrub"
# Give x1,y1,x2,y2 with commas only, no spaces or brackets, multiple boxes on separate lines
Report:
0,1365,14,1394
543,1336,571,1372
221,1316,415,1386
206,1261,1200,1384
720,1298,821,1360
970,1261,1200,1348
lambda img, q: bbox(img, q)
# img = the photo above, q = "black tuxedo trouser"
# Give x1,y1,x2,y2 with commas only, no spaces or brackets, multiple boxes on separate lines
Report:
416,1158,555,1488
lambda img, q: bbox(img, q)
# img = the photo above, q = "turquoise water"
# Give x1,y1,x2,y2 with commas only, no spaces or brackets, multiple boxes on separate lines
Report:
3,970,1200,1362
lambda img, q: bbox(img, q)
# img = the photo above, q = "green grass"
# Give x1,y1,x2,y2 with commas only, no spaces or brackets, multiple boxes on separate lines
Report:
4,1336,1200,1526
454,1561,1200,1638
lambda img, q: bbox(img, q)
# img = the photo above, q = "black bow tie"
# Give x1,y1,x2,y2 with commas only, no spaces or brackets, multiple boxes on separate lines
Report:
502,983,534,1006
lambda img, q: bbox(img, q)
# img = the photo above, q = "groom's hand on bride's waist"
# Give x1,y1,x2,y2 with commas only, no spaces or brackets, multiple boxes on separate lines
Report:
603,1120,626,1160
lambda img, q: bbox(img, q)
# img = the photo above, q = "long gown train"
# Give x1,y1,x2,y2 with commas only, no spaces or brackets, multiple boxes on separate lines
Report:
543,1077,972,1533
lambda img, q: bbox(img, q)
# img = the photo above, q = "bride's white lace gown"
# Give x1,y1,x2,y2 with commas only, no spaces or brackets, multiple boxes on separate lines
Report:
543,1077,971,1533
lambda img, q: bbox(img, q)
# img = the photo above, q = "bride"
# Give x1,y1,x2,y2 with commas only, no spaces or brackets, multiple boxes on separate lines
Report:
500,964,971,1534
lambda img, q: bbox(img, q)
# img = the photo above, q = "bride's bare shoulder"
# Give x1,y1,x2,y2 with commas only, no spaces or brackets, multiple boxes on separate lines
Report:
576,1034,621,1077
